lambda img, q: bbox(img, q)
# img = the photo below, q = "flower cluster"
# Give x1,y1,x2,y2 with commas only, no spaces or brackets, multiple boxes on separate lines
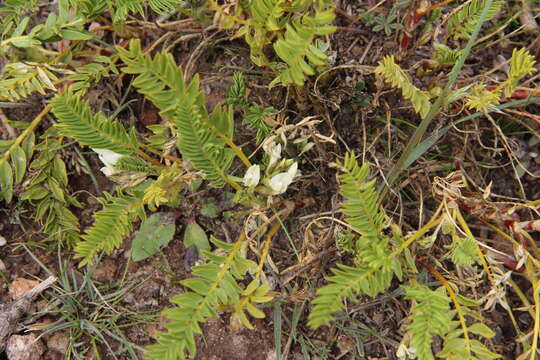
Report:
242,140,299,195
92,148,123,176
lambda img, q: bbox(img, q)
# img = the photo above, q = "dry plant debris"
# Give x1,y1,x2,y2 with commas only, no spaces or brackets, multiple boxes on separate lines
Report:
0,0,539,359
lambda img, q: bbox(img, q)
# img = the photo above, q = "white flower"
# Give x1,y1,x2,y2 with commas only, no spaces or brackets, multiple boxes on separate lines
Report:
268,162,298,195
92,148,123,176
263,141,281,169
243,165,260,188
396,343,416,360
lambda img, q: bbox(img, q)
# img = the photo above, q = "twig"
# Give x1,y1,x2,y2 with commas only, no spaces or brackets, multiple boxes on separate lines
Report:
0,276,57,352
0,109,16,139
183,28,220,81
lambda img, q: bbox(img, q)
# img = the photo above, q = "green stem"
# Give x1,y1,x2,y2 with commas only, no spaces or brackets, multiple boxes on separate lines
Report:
0,105,51,168
382,0,495,199
417,258,472,356
319,203,444,326
454,209,493,283
391,201,444,256
527,260,540,360
509,279,535,318
140,143,183,164
206,120,252,168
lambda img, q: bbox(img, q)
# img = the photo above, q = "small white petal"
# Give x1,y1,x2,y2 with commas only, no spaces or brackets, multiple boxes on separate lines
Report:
268,162,298,195
243,165,261,188
268,173,290,194
287,162,298,177
92,148,124,177
92,148,123,168
100,166,116,177
269,143,281,167
263,141,282,169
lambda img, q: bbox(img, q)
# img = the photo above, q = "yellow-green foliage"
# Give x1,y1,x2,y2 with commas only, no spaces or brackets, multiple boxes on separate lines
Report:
242,0,284,66
376,48,536,117
147,236,273,360
403,284,499,360
375,56,432,119
117,39,236,187
465,84,500,113
308,152,402,329
270,11,335,86
74,192,145,266
0,62,58,101
236,0,336,86
250,0,284,29
466,48,536,113
447,0,504,40
502,47,537,97
143,164,185,209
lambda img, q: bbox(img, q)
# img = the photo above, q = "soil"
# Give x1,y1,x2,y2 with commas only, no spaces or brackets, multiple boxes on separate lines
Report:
1,1,540,360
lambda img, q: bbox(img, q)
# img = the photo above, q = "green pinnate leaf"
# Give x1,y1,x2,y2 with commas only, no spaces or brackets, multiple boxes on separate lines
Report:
148,234,272,360
117,39,236,188
447,236,478,267
308,152,400,329
51,89,139,155
75,193,144,266
375,55,431,119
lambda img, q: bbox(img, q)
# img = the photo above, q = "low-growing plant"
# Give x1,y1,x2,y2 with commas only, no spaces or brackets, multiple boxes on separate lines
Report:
0,0,539,359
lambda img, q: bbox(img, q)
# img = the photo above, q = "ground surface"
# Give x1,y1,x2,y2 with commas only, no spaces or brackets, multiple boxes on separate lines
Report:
1,0,540,359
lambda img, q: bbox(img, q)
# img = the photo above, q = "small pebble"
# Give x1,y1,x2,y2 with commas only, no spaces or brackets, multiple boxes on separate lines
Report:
6,334,45,360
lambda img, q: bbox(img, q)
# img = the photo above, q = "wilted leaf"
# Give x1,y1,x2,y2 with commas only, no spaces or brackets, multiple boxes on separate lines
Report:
131,212,177,261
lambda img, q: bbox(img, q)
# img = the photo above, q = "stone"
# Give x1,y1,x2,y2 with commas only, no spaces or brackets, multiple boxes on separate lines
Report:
6,334,45,360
